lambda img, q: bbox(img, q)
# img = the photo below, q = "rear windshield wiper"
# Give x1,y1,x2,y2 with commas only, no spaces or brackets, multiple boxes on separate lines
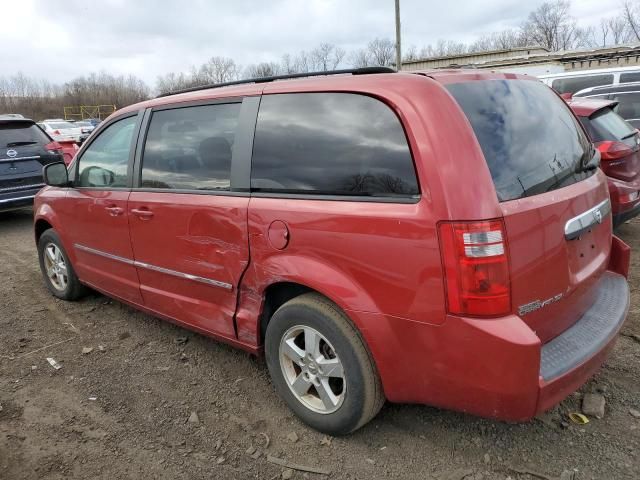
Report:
6,141,37,147
621,130,638,140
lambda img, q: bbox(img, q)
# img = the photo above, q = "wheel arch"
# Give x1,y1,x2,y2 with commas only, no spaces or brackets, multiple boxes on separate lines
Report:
242,254,382,349
34,218,53,244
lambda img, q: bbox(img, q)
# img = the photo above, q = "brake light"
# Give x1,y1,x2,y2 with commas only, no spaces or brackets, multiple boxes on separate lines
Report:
596,140,633,161
438,219,511,317
52,129,61,135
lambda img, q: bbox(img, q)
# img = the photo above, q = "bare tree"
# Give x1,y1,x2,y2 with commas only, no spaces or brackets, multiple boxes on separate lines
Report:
470,29,531,52
156,72,192,93
624,1,640,41
349,49,372,68
245,62,280,78
310,43,345,70
419,39,468,58
402,45,420,62
608,15,632,44
367,38,396,66
196,56,240,84
522,0,583,51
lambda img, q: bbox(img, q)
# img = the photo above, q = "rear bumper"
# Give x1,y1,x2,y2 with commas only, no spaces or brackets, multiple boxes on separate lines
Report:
0,187,42,212
613,201,640,227
607,177,640,226
360,272,629,421
536,271,629,414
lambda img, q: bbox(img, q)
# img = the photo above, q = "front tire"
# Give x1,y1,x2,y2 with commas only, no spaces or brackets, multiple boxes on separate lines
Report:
265,293,385,435
37,229,87,300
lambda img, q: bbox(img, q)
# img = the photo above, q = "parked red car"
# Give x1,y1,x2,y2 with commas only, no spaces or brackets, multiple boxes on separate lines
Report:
33,69,630,434
567,97,640,227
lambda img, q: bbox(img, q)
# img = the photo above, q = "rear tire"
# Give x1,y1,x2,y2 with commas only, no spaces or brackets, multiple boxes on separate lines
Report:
265,293,385,435
37,229,87,301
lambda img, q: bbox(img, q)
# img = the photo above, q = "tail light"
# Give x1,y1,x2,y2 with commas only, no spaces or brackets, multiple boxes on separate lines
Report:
438,219,511,317
620,190,640,204
596,141,633,161
44,141,63,155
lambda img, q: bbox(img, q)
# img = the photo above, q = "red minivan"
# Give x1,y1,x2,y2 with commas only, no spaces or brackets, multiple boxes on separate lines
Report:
567,96,640,226
34,68,630,435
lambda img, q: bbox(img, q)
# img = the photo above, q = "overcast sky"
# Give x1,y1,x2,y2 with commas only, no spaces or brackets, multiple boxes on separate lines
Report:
2,0,622,87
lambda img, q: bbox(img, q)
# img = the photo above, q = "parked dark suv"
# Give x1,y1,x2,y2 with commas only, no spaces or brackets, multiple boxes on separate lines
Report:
33,68,631,434
0,116,66,212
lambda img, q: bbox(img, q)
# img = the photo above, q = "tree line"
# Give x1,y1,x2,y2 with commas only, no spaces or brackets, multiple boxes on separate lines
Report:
3,0,640,120
0,72,149,121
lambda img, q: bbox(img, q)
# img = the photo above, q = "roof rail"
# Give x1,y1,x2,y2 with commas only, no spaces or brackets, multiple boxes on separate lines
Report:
156,66,396,98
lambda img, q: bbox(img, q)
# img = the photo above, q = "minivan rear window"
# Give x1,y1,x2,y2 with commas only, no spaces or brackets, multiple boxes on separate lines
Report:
580,108,637,145
0,123,50,147
447,80,594,202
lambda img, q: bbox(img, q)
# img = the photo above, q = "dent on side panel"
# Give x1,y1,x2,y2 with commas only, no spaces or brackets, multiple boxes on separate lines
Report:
236,196,447,346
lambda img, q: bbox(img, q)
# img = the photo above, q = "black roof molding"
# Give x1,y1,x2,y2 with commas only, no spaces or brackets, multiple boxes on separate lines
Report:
156,67,396,98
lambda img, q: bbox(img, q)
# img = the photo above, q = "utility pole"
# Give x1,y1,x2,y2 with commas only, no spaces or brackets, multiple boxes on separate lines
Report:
395,0,402,70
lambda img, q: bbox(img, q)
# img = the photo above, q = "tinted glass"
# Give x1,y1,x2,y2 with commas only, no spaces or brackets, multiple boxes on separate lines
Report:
447,80,594,202
580,108,637,146
551,74,614,94
0,123,50,147
251,93,418,197
619,72,640,83
612,92,640,121
141,103,240,190
77,115,137,188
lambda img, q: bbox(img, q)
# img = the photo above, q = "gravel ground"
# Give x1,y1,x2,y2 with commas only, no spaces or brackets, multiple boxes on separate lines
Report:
0,208,638,480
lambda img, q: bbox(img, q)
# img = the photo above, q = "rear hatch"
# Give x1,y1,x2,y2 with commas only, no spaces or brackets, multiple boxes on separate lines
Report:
579,107,640,183
0,120,56,191
447,79,611,342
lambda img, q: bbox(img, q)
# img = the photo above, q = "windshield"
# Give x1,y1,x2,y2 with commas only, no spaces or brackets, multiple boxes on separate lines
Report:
447,79,595,202
0,123,51,147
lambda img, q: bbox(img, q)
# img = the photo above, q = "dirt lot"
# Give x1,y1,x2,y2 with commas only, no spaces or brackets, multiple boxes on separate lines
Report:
0,209,638,480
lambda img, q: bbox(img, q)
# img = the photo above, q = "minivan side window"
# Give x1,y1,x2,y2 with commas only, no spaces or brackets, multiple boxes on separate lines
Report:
76,115,137,188
551,74,614,94
619,72,640,83
140,103,241,191
251,93,419,198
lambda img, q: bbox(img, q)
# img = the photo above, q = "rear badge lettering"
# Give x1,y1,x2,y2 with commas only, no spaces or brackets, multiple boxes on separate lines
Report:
518,293,563,316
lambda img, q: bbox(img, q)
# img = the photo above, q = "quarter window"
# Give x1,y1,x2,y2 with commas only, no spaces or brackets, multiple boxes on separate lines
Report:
76,115,137,188
251,93,419,198
140,103,240,191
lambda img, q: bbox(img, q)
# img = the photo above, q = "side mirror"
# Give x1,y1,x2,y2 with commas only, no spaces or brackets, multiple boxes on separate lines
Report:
43,162,70,187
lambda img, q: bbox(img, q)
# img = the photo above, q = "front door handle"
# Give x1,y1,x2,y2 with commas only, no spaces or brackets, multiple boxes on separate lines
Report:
105,205,124,216
130,208,154,220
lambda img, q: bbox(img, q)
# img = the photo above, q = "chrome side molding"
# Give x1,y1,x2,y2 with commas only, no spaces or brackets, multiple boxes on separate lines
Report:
564,199,611,240
75,244,135,265
74,243,233,291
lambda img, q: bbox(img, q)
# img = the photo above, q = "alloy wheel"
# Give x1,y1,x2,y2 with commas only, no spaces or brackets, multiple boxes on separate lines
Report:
43,243,68,292
279,325,346,414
